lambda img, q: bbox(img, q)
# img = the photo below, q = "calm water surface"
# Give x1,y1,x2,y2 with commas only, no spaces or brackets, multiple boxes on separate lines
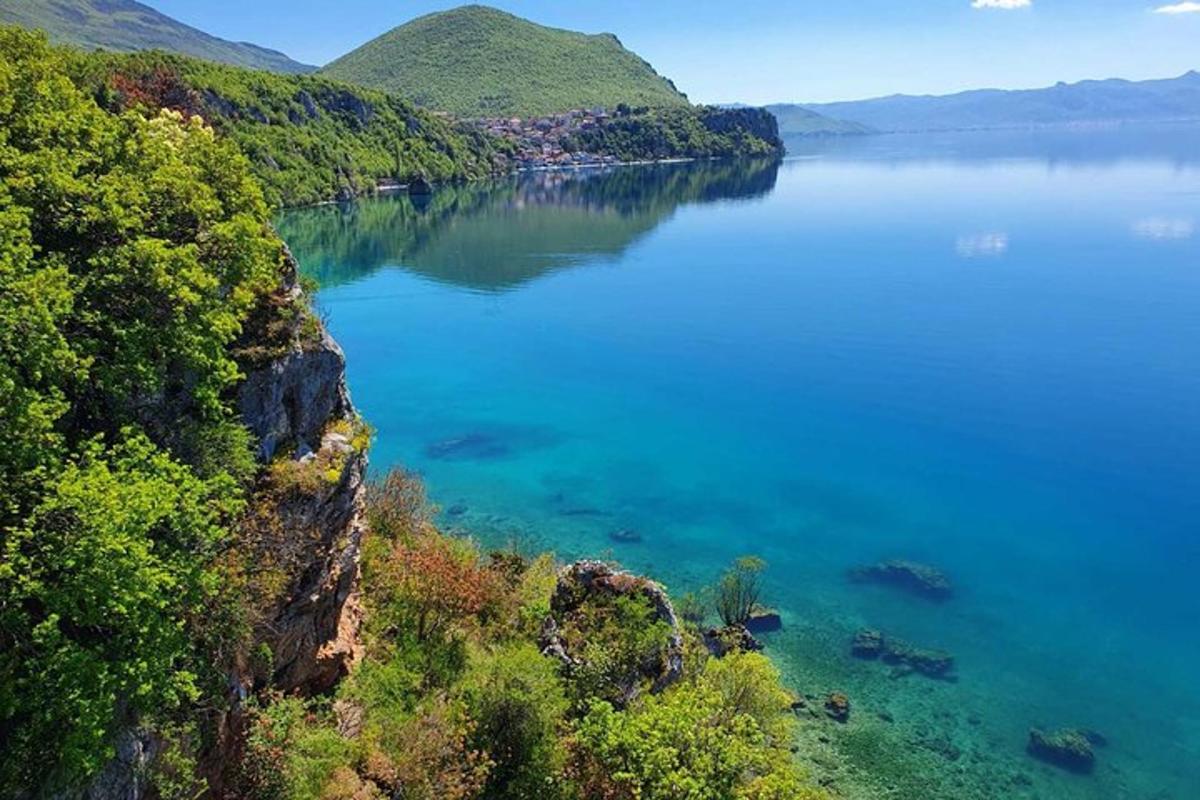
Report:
280,129,1200,800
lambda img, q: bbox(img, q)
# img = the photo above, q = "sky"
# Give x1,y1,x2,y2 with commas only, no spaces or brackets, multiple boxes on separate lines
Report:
151,0,1200,103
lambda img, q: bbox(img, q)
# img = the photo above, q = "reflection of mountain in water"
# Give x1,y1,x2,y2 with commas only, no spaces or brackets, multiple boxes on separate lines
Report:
278,158,780,292
784,124,1200,170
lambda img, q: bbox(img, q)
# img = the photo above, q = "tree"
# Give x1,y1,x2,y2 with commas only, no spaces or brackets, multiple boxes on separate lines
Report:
715,556,766,627
0,435,238,789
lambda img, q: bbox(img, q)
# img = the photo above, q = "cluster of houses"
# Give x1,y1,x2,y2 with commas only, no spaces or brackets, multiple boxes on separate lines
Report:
476,108,621,169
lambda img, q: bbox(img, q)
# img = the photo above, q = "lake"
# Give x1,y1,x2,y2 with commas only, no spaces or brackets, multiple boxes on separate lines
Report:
279,127,1200,800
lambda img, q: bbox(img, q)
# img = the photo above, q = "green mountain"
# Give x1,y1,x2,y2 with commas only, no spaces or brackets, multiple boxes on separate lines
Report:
320,4,690,117
0,0,314,73
763,104,874,136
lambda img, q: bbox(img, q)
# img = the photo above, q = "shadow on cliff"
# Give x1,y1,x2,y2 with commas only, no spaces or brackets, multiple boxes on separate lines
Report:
277,157,781,293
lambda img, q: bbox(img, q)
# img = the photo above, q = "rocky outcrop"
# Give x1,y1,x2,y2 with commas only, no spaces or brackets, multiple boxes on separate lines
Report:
699,106,782,148
703,624,763,658
233,251,367,692
540,560,684,704
73,729,160,800
825,692,851,723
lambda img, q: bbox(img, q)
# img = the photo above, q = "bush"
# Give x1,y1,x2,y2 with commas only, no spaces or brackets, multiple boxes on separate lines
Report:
359,695,489,800
240,696,356,800
571,655,815,800
363,530,499,644
458,643,570,799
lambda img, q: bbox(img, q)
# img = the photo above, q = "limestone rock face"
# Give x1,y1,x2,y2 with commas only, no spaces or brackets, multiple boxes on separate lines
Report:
237,253,366,693
82,245,367,800
74,729,160,800
238,324,351,462
266,434,367,694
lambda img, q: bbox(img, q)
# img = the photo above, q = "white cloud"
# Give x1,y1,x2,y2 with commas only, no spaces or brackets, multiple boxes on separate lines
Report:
956,233,1009,258
1153,2,1200,13
972,0,1032,9
1132,218,1195,240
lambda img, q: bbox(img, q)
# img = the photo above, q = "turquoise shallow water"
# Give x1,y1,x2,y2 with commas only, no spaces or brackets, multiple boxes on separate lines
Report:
280,129,1200,799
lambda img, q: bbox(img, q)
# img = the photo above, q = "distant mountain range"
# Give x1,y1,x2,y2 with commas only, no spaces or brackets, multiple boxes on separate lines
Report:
319,5,690,117
793,72,1200,133
763,105,874,136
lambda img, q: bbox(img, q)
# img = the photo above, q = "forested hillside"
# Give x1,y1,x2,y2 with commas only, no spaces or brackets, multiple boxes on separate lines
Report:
70,50,507,207
320,5,690,117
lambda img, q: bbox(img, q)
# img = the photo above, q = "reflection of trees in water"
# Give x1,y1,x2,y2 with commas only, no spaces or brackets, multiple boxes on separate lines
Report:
278,158,780,292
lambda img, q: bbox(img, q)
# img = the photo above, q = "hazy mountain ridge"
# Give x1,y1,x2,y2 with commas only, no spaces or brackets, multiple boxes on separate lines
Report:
798,71,1200,133
319,4,690,117
0,0,314,73
764,104,875,136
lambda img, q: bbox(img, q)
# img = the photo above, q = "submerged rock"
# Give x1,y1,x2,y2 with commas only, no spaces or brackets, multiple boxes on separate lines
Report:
703,624,763,658
825,692,851,723
850,628,885,658
850,628,955,679
848,558,953,601
559,507,610,517
424,432,509,460
609,528,643,544
745,605,782,633
1027,728,1096,773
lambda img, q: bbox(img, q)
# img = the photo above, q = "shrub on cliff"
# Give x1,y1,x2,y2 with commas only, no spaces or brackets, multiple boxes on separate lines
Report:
564,106,782,162
571,652,814,800
0,26,284,792
458,642,570,800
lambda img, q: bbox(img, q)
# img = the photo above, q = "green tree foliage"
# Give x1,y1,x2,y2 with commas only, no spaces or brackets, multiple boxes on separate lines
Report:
572,652,817,800
69,49,506,207
0,27,284,792
716,556,767,627
0,436,238,788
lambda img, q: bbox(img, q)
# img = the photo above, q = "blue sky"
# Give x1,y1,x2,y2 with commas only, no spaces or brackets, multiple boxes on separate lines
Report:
152,1,1200,103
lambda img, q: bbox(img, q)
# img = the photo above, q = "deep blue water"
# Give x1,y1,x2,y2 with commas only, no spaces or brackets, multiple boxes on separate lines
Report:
280,128,1200,799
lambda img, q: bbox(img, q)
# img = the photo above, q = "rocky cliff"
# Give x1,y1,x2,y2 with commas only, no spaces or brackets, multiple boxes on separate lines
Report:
235,254,369,693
